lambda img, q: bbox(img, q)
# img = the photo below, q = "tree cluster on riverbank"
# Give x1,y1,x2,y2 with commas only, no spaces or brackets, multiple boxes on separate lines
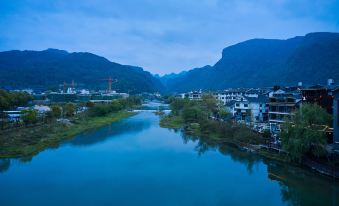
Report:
0,96,142,158
161,95,337,167
161,94,264,146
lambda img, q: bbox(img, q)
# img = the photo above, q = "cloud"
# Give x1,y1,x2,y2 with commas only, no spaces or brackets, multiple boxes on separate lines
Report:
0,0,338,74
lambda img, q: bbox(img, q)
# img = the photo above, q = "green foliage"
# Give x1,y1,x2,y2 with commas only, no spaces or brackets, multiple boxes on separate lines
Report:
281,104,331,162
85,101,95,108
201,93,218,114
0,90,32,110
169,98,189,115
163,94,261,146
64,103,76,117
118,96,143,109
218,108,231,119
50,105,62,118
182,106,206,123
88,96,142,117
21,109,38,125
160,115,184,129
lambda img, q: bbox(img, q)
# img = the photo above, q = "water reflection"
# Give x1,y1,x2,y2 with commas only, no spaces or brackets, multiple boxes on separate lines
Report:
67,116,152,146
0,159,10,173
179,129,339,206
1,112,339,206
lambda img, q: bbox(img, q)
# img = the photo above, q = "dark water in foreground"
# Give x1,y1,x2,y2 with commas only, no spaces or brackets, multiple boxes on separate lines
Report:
0,112,338,206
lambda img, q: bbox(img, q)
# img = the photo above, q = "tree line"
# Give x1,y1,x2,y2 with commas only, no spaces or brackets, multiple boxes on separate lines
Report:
164,94,333,163
0,90,33,111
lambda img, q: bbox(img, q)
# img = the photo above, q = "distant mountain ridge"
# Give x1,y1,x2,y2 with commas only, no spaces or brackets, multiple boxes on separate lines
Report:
0,49,164,93
163,32,339,92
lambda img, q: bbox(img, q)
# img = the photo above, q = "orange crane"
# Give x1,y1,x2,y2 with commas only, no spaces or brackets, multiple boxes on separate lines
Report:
100,77,117,93
63,80,76,93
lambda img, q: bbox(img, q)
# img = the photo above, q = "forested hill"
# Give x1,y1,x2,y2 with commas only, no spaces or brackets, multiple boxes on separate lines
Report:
162,32,339,92
0,49,164,93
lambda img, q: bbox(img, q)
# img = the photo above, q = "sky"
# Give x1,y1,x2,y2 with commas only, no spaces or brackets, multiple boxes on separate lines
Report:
0,0,339,75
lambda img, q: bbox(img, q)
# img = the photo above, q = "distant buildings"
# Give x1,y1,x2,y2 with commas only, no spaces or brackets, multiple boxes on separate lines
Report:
177,90,202,100
176,79,339,146
333,88,339,151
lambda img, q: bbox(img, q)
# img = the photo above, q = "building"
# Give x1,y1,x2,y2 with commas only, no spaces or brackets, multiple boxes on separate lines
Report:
215,88,271,105
333,87,339,151
232,95,268,123
178,91,203,100
268,89,302,132
1,111,22,122
33,105,51,115
215,88,249,104
301,83,334,114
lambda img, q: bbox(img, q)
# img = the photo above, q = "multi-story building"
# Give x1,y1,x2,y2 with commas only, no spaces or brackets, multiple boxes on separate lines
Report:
215,88,271,105
231,95,269,123
333,87,339,151
301,79,336,114
268,89,302,124
215,88,251,105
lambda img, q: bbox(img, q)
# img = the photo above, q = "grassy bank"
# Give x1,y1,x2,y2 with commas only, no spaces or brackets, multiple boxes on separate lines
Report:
0,111,136,158
159,115,184,129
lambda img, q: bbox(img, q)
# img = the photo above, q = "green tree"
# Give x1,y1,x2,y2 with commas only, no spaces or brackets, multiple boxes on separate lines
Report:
201,94,218,114
0,90,32,111
218,108,231,119
21,109,38,125
281,104,332,162
85,101,95,108
51,105,62,118
182,106,206,123
170,98,189,115
64,103,76,117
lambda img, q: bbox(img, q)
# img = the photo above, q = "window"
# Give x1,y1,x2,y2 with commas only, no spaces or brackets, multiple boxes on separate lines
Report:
236,103,240,107
244,104,248,107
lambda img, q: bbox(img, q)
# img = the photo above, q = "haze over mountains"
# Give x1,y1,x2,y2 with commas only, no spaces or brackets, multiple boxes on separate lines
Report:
0,32,338,93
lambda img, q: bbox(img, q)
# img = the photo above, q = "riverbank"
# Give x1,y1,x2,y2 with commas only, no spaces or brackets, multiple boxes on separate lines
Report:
160,114,339,179
0,111,136,158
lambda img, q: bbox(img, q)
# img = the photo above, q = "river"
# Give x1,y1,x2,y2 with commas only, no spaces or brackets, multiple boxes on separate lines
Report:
0,112,338,206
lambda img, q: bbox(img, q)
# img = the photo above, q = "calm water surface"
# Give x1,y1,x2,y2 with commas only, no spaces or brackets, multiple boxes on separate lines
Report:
0,112,338,206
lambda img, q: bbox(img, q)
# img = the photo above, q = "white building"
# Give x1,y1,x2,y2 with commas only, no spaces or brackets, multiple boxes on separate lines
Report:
229,95,269,123
33,105,51,114
178,90,203,101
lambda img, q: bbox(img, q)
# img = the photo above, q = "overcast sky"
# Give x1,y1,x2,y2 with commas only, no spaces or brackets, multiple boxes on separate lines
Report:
1,0,339,74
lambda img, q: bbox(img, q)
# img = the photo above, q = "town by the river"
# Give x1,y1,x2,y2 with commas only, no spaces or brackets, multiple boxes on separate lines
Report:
0,106,338,206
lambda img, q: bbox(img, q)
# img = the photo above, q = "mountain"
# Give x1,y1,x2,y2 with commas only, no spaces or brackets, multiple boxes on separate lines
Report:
0,49,164,93
164,32,339,92
156,71,188,88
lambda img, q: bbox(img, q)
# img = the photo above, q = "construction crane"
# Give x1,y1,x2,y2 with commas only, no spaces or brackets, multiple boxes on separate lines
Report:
63,80,76,93
100,77,117,93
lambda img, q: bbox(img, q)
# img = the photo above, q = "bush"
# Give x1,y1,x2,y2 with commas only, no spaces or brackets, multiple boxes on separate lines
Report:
21,109,38,125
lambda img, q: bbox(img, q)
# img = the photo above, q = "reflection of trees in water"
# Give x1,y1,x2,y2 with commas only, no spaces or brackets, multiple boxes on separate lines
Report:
68,118,152,146
267,161,339,206
180,132,261,173
219,144,261,174
0,159,10,173
0,156,34,174
179,130,339,206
